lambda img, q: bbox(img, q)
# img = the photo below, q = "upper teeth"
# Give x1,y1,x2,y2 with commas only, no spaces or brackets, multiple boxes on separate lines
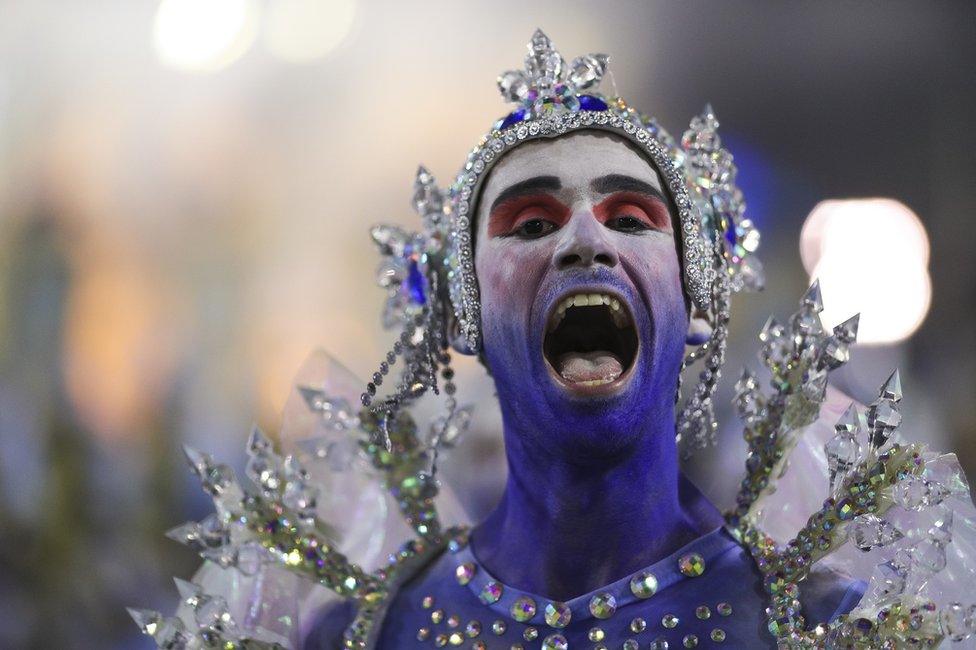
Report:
548,292,629,331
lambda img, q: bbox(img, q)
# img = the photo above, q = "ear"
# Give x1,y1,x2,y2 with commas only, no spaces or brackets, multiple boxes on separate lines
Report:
686,307,713,346
447,314,478,356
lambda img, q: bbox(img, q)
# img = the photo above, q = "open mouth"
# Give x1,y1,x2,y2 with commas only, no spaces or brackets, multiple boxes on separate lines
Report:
543,292,639,389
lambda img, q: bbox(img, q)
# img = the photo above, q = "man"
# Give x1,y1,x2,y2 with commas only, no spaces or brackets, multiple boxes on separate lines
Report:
307,130,863,648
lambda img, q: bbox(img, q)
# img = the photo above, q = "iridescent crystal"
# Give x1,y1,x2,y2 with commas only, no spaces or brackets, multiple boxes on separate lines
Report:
678,552,705,577
711,628,727,642
542,634,568,650
650,638,670,649
696,605,711,620
455,562,476,585
479,581,502,605
630,617,647,633
510,595,537,622
662,613,679,628
491,620,506,635
544,602,571,628
717,602,733,616
588,627,605,642
630,570,658,598
850,513,903,550
683,634,699,648
588,592,617,619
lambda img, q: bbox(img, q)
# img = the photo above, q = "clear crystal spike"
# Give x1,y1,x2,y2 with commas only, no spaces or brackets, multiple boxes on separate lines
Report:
833,313,860,343
879,369,903,402
800,280,823,312
127,607,163,635
247,425,272,456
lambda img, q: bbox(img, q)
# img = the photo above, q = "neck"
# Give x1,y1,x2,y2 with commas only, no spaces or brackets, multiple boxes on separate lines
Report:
471,394,722,601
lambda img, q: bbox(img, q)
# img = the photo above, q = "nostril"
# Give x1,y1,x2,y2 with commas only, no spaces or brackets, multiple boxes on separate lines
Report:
558,253,582,269
594,252,615,267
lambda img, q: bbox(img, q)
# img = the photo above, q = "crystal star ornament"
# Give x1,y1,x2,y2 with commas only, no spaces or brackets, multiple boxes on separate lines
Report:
497,29,609,118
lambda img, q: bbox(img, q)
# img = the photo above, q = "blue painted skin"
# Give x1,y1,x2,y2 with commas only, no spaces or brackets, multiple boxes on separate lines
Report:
305,132,863,648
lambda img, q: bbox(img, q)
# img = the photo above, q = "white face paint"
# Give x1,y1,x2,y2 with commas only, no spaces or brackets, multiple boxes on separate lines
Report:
473,131,688,403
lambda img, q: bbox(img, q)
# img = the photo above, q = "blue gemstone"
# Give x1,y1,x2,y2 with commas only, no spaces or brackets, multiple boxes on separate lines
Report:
578,95,608,111
498,107,527,129
405,260,427,304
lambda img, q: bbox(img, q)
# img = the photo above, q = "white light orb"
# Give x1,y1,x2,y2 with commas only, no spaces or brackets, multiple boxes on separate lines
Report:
264,0,357,63
153,0,259,73
800,198,932,345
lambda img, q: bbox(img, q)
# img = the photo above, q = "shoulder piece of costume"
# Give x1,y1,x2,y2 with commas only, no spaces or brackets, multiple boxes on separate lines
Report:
129,30,976,650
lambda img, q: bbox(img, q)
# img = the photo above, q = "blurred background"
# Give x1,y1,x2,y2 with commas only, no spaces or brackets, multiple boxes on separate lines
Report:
0,0,973,647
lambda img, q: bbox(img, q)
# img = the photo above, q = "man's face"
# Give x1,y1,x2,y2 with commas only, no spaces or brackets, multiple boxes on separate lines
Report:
474,131,688,455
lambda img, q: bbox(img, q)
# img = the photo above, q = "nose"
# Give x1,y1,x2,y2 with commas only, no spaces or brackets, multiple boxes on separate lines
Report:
553,211,619,270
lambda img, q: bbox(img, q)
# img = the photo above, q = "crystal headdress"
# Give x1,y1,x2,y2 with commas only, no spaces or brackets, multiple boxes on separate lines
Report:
369,29,763,453
444,29,762,353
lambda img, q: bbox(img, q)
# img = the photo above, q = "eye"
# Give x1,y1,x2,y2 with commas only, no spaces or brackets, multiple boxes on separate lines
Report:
514,218,558,239
606,214,652,233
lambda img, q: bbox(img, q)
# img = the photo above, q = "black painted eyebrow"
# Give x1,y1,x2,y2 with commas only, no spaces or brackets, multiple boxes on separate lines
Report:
590,174,666,202
489,175,562,213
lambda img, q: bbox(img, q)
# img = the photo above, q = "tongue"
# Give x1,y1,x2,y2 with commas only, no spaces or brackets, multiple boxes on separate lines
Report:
557,350,624,384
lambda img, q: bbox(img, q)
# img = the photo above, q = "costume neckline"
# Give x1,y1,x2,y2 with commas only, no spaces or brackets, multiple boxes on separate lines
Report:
448,525,739,625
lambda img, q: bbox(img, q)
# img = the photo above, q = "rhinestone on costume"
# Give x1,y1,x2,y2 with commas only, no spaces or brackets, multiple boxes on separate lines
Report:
472,643,487,650
447,614,460,628
683,634,699,648
523,626,539,641
422,595,435,609
510,595,537,622
588,627,605,642
717,602,733,616
479,581,503,604
448,631,463,646
630,571,659,598
711,628,727,642
650,638,670,649
623,641,639,650
455,562,476,585
678,553,705,577
432,609,445,624
695,605,711,620
544,602,572,628
630,617,647,633
542,634,568,650
466,620,481,637
588,592,617,619
663,613,679,628
492,620,507,635
417,627,431,641
434,634,448,647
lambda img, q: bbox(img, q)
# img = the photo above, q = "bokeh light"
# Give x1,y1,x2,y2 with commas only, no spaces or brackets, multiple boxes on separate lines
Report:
264,0,357,63
800,198,932,344
153,0,259,73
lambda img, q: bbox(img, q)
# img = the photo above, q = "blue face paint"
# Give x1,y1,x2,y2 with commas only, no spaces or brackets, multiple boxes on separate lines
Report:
470,132,723,599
